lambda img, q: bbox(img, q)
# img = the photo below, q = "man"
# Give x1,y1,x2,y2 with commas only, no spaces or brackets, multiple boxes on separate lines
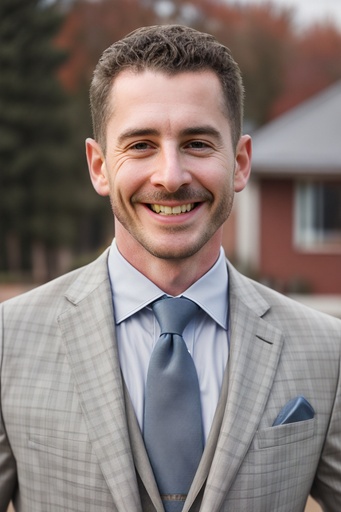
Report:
0,25,340,512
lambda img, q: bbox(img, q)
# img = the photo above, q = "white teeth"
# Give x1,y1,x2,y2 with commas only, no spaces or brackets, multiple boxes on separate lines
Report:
172,206,182,214
150,203,195,215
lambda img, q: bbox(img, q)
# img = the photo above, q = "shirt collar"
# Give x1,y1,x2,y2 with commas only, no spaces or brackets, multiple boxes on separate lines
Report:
108,239,229,329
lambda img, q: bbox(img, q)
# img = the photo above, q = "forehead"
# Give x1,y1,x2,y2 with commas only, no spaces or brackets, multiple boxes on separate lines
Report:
106,69,229,133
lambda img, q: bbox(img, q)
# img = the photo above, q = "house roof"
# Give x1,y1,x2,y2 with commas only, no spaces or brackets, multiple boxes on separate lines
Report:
250,80,341,176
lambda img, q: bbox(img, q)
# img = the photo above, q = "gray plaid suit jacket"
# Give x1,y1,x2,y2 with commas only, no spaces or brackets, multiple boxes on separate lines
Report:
1,249,340,511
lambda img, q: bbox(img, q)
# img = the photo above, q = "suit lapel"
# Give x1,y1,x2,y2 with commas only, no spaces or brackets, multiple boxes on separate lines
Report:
58,251,141,512
200,264,285,511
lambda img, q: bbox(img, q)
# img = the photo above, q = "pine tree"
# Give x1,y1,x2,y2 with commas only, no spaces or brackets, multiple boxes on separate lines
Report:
0,0,74,279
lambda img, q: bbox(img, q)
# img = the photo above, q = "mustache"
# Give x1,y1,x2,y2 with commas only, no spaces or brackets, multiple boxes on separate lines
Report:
132,188,213,204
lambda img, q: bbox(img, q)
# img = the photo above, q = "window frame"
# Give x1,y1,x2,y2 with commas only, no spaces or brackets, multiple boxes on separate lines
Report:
294,180,341,253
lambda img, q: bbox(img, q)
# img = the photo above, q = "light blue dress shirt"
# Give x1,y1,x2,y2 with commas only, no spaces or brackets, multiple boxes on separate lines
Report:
108,240,229,442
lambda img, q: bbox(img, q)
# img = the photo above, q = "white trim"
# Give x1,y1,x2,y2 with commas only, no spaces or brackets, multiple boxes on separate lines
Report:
235,180,260,270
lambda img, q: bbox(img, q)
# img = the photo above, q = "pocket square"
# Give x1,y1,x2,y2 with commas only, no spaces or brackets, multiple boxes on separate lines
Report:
272,396,314,426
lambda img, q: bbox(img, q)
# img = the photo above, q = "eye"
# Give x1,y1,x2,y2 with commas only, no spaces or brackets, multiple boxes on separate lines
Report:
184,140,214,155
126,141,157,156
130,141,152,151
186,141,208,149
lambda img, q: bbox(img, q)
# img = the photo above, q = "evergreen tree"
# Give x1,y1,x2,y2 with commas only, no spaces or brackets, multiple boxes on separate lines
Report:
0,0,75,279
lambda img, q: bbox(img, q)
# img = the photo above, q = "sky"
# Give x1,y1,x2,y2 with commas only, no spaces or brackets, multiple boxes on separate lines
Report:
232,0,341,29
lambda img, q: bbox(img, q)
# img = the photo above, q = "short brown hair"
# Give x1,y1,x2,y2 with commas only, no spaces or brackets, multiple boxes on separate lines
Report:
90,24,244,151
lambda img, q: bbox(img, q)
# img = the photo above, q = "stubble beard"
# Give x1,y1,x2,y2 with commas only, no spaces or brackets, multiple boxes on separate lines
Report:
111,190,234,262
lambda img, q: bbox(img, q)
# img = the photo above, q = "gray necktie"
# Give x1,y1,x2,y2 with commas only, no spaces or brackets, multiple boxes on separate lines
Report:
143,296,204,512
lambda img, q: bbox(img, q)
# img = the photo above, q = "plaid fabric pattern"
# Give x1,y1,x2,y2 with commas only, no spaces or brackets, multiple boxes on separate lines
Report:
0,249,340,511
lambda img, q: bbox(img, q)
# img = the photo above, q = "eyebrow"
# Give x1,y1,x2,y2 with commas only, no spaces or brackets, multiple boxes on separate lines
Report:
117,128,159,146
180,126,224,143
117,125,224,146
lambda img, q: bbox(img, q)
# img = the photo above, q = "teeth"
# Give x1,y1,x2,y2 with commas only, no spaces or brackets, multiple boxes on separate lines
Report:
150,203,195,215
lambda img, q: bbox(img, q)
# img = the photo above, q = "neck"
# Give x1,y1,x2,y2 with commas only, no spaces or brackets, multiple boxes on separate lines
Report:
115,232,222,296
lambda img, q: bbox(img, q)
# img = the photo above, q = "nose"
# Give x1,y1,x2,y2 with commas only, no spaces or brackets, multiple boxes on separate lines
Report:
150,145,192,192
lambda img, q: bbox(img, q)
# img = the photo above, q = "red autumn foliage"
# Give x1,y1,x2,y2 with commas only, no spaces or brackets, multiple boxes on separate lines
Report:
55,0,341,127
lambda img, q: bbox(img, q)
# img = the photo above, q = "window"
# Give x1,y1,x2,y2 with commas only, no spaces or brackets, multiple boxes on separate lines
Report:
295,181,341,250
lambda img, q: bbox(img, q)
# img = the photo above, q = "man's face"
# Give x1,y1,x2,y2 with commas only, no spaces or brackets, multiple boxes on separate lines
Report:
87,69,251,262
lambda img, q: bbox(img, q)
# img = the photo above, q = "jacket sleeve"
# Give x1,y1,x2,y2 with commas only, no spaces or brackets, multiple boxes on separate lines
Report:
0,303,18,512
310,337,341,512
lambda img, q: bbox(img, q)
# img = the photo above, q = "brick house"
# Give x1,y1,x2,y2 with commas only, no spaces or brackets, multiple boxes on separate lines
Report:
223,80,341,312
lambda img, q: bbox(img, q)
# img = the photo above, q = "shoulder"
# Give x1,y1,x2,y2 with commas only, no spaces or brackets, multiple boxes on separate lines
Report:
228,261,341,340
254,278,340,330
1,249,110,320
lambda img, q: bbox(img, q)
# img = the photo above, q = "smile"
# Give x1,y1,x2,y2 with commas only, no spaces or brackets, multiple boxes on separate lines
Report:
150,203,196,215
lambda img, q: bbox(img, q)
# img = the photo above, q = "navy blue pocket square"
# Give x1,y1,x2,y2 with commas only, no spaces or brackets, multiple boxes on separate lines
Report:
272,396,314,426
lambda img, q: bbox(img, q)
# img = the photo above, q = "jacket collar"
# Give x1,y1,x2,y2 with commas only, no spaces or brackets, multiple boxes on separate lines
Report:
197,260,284,511
58,249,142,511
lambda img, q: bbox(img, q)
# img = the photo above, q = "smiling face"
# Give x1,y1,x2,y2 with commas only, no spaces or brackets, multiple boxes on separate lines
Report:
86,69,251,270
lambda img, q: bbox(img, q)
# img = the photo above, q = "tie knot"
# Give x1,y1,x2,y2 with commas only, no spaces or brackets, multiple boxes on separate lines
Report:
152,296,199,336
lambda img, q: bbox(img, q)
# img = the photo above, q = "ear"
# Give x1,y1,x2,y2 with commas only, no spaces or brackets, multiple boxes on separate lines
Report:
234,134,252,193
85,138,110,196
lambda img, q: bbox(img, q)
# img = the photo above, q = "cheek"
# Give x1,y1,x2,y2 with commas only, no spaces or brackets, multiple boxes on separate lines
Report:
199,152,232,180
199,164,232,195
109,161,148,202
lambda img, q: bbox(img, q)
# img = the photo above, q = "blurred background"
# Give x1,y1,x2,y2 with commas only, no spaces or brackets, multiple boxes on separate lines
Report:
1,0,340,304
1,2,340,510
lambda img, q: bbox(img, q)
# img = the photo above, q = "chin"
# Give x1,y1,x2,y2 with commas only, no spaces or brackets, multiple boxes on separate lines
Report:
142,237,210,261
